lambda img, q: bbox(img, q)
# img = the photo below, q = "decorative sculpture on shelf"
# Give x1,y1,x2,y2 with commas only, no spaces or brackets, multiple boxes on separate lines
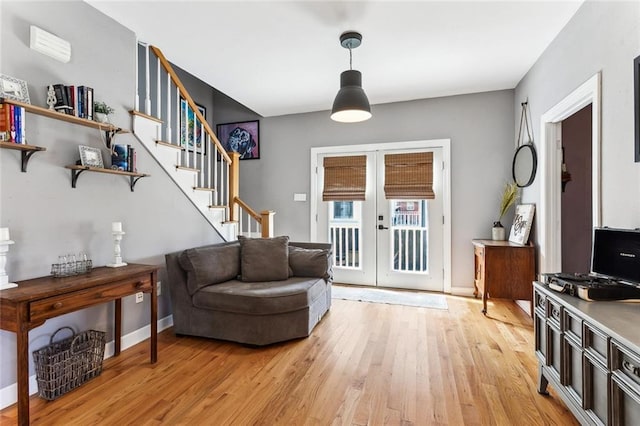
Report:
106,222,127,268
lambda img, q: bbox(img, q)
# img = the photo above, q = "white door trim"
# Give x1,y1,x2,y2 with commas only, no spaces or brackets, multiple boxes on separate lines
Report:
539,73,601,273
310,139,452,293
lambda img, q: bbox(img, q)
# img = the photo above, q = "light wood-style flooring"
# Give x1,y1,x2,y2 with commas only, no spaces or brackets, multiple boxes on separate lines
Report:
0,294,577,425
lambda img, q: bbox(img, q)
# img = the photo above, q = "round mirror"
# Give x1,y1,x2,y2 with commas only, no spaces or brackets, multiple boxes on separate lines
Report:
512,143,537,188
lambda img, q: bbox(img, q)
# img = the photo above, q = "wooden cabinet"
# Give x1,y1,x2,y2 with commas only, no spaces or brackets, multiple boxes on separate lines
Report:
534,282,640,426
472,239,536,314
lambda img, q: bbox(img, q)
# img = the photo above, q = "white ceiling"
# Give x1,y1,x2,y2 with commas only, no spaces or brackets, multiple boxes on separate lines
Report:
86,0,583,118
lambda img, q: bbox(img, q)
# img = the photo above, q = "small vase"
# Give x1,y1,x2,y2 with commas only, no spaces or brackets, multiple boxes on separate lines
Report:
95,112,110,123
492,222,506,241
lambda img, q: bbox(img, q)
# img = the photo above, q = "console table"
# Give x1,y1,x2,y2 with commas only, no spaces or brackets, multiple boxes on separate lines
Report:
0,264,158,426
534,282,640,425
472,239,536,314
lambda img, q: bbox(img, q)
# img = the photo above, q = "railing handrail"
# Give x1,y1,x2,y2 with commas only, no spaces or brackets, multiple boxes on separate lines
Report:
234,196,261,223
149,45,232,164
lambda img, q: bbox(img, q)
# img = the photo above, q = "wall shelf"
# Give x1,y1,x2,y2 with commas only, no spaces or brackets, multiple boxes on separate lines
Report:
65,165,150,192
0,141,47,172
0,97,128,148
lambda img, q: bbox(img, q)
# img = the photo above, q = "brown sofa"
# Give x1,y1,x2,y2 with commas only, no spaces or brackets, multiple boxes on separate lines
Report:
165,236,333,346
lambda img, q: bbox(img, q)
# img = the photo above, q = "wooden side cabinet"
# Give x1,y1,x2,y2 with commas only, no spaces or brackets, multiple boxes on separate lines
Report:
534,282,640,425
472,239,536,314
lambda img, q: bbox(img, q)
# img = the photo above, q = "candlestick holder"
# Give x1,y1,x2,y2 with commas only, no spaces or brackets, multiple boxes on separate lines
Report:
106,231,127,268
0,239,17,290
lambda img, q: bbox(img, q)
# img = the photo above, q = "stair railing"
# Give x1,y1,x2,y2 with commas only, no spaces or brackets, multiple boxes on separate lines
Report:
136,42,273,237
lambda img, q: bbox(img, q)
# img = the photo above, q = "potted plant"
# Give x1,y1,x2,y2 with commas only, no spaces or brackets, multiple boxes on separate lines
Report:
493,182,518,240
93,101,115,123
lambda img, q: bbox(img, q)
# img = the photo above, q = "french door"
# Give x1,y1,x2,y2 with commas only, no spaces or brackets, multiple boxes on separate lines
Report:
315,148,444,292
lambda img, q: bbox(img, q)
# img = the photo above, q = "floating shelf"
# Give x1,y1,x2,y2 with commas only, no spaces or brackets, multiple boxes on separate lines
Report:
1,97,128,147
65,165,150,192
0,142,47,172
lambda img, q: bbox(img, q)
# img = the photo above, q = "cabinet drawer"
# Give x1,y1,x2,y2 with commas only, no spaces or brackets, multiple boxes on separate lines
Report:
546,298,562,327
563,309,582,345
612,341,640,392
30,276,151,322
534,290,546,315
584,322,609,367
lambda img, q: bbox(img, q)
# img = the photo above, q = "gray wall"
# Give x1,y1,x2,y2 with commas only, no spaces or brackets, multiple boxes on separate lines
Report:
0,1,223,389
240,90,516,289
515,1,640,232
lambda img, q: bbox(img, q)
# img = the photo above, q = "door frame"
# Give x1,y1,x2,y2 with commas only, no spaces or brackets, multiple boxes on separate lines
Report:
310,139,452,293
539,73,602,274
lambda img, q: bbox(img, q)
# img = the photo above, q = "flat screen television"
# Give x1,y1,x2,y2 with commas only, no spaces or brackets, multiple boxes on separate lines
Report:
591,227,640,285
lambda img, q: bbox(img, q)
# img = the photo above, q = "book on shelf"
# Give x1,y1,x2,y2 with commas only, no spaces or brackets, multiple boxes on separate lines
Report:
52,84,73,115
111,144,129,171
0,104,26,144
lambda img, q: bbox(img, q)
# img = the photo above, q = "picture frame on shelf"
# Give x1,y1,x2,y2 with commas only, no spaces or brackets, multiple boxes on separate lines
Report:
634,54,639,162
216,120,260,160
79,145,104,168
0,74,30,104
509,204,535,245
180,98,206,155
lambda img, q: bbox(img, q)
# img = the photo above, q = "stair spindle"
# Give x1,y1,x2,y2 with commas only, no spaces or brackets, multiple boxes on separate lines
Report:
145,44,151,114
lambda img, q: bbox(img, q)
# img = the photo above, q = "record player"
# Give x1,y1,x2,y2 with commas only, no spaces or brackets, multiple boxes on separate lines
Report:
543,228,640,301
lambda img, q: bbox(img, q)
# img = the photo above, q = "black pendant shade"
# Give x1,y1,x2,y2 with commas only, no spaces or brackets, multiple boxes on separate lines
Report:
330,31,372,123
331,70,372,123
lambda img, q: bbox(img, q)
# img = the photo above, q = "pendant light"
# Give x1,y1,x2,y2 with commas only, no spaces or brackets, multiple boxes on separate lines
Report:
331,31,372,123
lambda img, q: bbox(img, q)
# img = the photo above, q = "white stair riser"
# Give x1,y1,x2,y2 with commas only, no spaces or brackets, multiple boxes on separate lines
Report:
133,115,235,240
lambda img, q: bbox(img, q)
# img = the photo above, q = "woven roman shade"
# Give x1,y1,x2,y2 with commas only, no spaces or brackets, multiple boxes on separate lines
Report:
384,152,435,199
322,155,367,201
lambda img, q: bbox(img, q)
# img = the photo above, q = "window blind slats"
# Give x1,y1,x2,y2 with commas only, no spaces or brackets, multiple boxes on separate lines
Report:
384,152,435,200
322,155,367,201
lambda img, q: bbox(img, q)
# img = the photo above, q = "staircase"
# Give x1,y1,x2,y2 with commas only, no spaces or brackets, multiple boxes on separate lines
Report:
130,43,273,241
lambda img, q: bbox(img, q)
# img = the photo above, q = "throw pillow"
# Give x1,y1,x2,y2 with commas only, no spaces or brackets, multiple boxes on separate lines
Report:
289,246,331,279
239,235,290,282
179,243,240,295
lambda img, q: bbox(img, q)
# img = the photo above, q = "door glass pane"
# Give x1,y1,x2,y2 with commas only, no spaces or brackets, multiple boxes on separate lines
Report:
390,200,428,273
329,201,361,269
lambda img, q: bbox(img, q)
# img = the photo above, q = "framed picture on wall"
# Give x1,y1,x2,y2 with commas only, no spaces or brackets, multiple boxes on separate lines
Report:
180,98,206,155
634,54,639,162
216,120,260,160
509,204,535,245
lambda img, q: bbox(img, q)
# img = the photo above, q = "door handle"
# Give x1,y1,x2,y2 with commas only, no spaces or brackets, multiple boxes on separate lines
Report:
378,225,388,230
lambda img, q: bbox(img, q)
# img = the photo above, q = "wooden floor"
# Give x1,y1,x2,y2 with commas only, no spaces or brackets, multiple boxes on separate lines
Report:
0,294,577,425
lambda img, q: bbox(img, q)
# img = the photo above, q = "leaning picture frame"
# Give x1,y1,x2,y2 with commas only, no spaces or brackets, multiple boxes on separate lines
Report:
79,145,104,168
0,74,30,104
180,98,206,155
216,120,260,160
509,204,535,245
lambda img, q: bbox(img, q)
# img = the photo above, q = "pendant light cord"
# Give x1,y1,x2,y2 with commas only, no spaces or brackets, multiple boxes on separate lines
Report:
349,47,353,70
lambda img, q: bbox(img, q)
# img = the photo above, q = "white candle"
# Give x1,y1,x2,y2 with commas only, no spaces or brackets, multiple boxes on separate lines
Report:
112,222,123,233
0,228,9,241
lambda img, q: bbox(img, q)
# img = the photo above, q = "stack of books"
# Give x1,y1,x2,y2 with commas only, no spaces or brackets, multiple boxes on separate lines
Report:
51,84,94,119
0,103,26,144
111,144,137,172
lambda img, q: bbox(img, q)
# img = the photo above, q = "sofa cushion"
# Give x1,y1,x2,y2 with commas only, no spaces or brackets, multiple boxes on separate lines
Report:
192,277,327,315
289,246,331,279
178,242,240,295
239,235,290,282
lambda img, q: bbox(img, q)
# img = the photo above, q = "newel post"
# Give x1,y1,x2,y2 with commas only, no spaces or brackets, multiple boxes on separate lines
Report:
260,210,276,238
228,152,240,222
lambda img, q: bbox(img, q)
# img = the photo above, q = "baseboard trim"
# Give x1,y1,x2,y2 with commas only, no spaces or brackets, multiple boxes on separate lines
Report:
0,315,173,410
450,286,475,297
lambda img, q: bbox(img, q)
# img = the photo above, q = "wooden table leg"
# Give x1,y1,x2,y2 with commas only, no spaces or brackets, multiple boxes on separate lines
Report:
16,304,29,426
150,270,157,363
114,298,122,356
482,290,488,315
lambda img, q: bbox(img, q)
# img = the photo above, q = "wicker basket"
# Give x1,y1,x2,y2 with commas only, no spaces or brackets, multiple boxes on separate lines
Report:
32,326,106,400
